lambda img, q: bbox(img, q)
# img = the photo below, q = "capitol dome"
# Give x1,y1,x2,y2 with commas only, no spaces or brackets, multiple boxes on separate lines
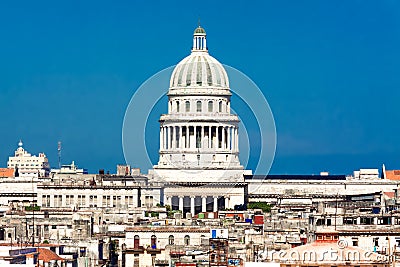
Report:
169,26,230,95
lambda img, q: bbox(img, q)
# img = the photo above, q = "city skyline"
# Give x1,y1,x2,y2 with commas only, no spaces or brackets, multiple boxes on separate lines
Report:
1,1,400,174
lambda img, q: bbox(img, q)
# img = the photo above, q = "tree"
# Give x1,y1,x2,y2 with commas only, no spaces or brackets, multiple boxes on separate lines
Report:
247,202,271,213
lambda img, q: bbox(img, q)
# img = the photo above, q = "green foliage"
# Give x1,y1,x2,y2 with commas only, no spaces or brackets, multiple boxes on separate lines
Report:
25,205,40,211
248,202,271,212
43,240,49,244
165,205,171,211
167,209,181,218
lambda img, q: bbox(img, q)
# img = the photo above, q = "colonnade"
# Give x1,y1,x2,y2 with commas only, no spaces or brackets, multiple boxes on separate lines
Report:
166,195,229,215
160,125,238,151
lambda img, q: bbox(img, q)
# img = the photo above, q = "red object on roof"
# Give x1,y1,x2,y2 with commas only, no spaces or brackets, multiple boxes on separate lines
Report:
0,168,14,177
38,248,65,262
384,192,395,198
254,215,264,225
385,170,400,180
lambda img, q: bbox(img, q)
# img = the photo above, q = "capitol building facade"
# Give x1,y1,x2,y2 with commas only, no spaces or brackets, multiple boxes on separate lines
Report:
148,26,251,215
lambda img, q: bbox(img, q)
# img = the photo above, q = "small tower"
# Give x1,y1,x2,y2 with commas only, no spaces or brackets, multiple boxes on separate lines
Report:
192,26,207,51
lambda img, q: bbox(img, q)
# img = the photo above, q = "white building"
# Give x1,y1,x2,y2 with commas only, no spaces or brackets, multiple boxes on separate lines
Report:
50,161,87,175
7,141,50,178
149,26,251,214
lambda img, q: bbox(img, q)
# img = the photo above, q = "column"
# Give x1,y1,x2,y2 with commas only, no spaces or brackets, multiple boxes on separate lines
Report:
215,126,219,149
61,195,66,208
190,196,195,215
224,196,229,210
222,126,226,149
50,195,54,207
202,196,207,212
179,126,182,149
227,126,231,150
213,196,218,212
160,127,163,150
165,196,172,208
231,127,235,152
201,126,205,148
166,126,170,149
172,126,176,149
179,196,184,213
186,126,189,149
208,126,212,148
234,128,238,151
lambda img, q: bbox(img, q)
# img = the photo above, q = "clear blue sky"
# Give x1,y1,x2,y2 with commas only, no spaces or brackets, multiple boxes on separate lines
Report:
1,1,399,174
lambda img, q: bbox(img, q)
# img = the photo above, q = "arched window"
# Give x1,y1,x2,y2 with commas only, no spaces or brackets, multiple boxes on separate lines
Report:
168,235,174,245
151,235,157,249
208,101,213,112
134,235,140,249
184,235,190,246
185,101,190,112
218,101,223,112
196,101,202,112
176,101,180,112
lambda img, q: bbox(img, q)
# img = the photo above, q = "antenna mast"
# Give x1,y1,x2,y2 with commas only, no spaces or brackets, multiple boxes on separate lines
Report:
57,141,62,169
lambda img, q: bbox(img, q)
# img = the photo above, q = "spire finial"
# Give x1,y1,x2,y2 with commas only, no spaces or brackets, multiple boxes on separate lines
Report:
198,17,201,27
18,140,23,147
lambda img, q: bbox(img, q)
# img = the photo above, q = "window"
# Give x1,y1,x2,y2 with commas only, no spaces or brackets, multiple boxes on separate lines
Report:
54,195,62,207
196,101,202,112
134,235,140,249
176,101,180,112
208,101,213,112
151,235,157,249
78,195,85,207
184,235,190,246
185,101,190,112
66,195,74,206
168,235,174,245
89,195,97,207
145,196,154,208
218,101,223,112
127,196,134,207
42,195,50,207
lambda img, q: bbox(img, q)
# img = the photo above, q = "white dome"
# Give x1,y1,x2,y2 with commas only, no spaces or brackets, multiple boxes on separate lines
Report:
170,53,229,89
168,26,230,96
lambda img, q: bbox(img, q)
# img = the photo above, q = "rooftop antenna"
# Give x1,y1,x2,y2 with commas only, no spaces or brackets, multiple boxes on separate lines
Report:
57,141,62,169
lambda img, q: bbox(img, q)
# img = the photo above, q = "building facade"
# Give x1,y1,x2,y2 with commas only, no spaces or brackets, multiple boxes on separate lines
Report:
7,141,50,178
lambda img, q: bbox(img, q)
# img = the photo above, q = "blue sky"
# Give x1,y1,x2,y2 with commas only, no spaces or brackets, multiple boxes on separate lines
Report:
0,1,399,174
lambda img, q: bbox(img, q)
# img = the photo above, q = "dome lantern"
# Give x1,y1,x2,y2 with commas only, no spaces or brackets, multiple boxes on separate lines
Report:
192,26,207,52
